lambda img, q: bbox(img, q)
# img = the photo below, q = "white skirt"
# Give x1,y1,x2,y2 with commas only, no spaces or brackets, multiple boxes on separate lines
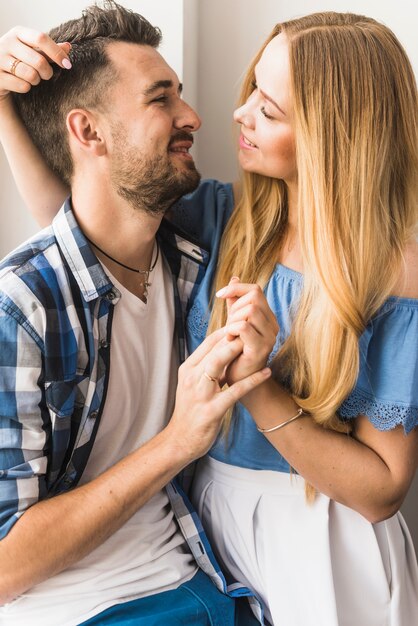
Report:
191,456,418,626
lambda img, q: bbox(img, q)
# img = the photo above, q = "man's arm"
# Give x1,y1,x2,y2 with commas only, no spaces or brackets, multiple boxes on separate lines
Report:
0,315,270,605
0,27,71,225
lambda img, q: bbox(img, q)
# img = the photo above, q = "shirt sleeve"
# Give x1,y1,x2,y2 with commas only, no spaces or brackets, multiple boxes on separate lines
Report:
0,308,48,539
339,298,418,433
169,179,234,250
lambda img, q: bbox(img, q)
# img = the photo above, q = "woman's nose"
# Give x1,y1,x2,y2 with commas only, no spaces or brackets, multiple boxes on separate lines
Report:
233,100,254,128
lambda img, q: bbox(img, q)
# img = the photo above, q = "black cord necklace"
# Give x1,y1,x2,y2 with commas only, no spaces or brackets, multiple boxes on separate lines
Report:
85,234,159,300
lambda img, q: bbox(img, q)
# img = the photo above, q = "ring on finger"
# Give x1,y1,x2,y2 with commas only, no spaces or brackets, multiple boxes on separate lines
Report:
10,58,21,76
203,371,218,384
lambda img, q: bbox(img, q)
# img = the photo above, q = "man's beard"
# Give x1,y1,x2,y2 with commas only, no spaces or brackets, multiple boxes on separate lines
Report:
110,128,201,215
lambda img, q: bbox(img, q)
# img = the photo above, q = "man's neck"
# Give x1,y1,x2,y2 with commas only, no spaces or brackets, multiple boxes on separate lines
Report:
70,184,164,299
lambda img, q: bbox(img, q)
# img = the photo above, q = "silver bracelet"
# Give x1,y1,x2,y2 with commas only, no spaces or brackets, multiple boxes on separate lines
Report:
256,407,305,433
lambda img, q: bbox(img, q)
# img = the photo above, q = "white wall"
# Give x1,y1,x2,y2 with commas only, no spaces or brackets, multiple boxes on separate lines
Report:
0,0,185,253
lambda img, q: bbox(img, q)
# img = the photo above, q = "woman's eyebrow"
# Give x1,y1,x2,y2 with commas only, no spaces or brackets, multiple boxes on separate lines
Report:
260,88,286,116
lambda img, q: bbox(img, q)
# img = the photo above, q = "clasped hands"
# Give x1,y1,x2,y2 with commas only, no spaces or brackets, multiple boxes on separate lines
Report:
217,276,279,386
169,279,278,461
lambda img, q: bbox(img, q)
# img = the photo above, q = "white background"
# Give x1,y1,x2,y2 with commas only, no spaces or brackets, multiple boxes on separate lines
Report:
0,0,417,549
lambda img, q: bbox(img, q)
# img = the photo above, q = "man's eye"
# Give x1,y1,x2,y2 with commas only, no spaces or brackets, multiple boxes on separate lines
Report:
152,95,168,104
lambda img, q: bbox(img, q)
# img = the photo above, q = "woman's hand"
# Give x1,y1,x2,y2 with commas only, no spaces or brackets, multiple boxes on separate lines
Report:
216,278,279,386
167,327,271,461
0,26,72,103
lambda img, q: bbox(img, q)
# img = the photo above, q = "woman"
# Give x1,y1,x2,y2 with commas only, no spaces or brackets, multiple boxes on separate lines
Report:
1,12,418,626
166,12,418,625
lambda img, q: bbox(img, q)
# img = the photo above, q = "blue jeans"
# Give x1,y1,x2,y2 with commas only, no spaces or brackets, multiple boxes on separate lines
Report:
79,569,259,625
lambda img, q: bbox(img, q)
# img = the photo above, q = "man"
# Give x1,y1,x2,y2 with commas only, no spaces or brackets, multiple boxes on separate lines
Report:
0,3,270,624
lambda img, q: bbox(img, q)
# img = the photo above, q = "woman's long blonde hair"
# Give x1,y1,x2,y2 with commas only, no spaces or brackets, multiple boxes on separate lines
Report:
209,13,418,433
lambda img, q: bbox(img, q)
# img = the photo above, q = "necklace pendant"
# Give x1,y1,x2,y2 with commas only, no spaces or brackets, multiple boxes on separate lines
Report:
142,280,151,302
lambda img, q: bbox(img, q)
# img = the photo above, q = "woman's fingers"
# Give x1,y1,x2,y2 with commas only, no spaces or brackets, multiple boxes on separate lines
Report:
11,27,71,69
216,282,262,300
0,27,72,100
227,302,273,335
224,320,268,354
0,71,32,94
218,283,275,322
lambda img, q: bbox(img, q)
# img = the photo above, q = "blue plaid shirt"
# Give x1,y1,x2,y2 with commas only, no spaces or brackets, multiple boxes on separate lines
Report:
0,189,263,622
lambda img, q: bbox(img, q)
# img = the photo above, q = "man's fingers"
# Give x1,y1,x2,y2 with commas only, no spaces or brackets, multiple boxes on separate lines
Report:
183,327,227,367
213,368,271,413
198,338,244,383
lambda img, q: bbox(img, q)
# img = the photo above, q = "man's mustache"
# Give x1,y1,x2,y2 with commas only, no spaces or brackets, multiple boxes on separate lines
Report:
168,131,194,147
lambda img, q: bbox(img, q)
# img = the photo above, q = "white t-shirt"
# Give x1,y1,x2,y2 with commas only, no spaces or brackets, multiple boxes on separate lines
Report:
1,249,196,626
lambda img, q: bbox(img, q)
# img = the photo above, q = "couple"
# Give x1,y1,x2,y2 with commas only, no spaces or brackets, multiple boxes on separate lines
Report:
0,3,418,625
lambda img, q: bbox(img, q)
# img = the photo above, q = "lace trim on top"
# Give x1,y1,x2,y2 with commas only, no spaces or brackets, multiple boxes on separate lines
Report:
187,301,209,340
339,387,418,434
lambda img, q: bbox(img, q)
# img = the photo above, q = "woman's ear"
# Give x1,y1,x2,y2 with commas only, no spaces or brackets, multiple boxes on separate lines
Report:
66,109,107,157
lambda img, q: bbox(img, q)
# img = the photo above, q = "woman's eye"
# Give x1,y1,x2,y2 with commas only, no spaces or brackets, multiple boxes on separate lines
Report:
261,106,274,120
251,80,257,91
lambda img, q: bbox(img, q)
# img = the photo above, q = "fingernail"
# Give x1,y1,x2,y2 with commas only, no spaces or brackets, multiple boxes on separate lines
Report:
216,287,228,297
64,42,72,49
62,58,72,69
262,367,271,376
230,276,240,282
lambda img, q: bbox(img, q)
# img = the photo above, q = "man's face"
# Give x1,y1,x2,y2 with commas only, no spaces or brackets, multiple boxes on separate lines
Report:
102,42,202,214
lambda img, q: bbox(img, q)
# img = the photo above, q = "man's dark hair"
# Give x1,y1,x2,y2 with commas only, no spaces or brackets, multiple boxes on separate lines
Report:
13,1,162,184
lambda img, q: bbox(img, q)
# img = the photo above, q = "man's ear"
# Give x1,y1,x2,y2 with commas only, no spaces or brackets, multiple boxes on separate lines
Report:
66,109,107,156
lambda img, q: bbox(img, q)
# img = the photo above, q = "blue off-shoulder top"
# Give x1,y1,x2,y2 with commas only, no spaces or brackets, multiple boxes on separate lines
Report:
172,180,418,473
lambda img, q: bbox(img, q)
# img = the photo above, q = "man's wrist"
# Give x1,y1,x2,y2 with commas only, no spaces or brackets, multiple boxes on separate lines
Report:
154,425,196,474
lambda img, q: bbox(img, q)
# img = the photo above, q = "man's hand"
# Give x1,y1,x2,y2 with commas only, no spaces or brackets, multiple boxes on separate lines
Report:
167,327,271,461
0,26,72,103
216,279,279,385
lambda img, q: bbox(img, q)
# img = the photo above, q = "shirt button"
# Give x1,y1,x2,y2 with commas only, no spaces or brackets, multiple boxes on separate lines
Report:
89,410,98,420
100,339,109,349
106,291,116,301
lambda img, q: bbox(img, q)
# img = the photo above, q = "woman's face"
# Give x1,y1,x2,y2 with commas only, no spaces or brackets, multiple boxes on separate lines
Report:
234,33,296,184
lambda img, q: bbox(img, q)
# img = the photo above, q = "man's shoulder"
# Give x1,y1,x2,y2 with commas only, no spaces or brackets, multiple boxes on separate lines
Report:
0,225,57,279
0,226,65,329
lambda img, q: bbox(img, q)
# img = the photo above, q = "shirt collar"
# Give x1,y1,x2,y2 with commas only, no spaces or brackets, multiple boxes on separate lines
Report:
52,198,114,302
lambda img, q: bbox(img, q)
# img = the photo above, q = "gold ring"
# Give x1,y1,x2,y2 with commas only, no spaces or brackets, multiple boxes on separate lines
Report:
10,58,21,76
203,371,218,383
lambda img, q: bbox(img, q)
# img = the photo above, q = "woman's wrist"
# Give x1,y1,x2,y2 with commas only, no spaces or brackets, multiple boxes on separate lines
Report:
242,377,299,422
0,94,19,131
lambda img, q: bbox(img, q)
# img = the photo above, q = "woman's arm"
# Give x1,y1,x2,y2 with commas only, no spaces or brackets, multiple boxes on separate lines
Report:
243,381,418,523
0,27,71,226
219,271,418,523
